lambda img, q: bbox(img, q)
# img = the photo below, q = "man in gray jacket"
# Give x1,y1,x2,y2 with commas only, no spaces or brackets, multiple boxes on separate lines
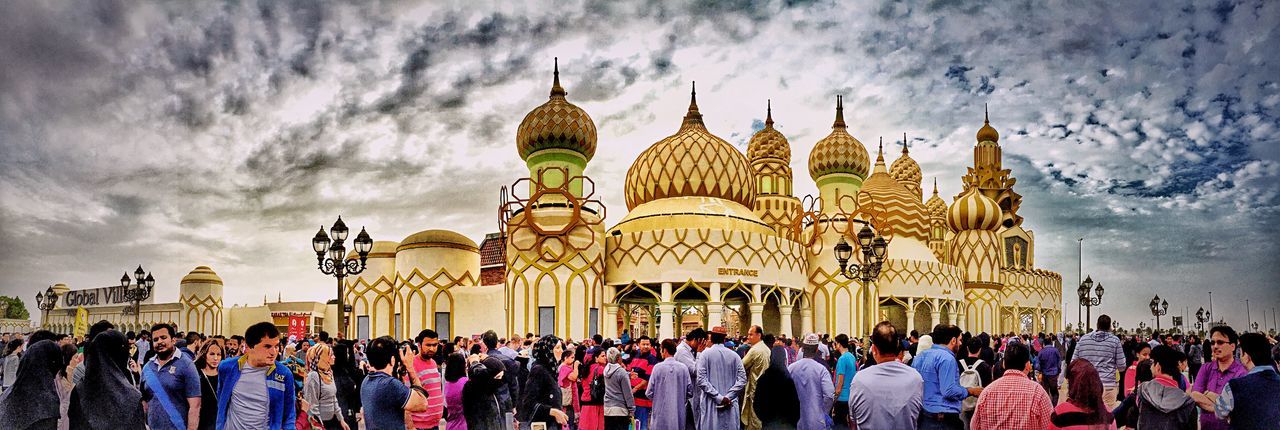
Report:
1073,314,1126,409
602,347,635,430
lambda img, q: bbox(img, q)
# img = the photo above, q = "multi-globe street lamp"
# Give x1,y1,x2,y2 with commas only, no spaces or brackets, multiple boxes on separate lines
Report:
832,222,889,283
120,265,156,325
1077,275,1103,331
35,285,59,329
312,216,373,338
1149,295,1169,332
1196,307,1209,333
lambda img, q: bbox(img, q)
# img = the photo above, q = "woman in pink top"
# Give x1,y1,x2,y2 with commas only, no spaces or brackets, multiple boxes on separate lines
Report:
1050,359,1116,430
557,350,580,429
577,352,606,430
443,353,469,430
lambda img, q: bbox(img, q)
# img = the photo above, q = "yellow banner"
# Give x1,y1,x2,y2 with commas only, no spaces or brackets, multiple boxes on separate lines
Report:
73,307,89,338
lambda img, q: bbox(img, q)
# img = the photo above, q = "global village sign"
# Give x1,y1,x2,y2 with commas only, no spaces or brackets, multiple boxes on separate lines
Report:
61,285,155,308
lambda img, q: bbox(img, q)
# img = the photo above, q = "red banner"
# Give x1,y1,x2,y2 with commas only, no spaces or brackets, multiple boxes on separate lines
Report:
288,316,308,339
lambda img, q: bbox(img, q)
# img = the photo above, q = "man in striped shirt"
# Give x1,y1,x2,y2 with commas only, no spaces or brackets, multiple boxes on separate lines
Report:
1072,314,1126,409
410,329,445,430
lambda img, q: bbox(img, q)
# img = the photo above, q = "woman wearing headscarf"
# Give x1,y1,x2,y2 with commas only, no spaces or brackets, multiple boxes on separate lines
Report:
68,330,145,429
1049,359,1116,430
0,340,63,430
753,343,800,429
331,341,363,430
518,335,569,430
304,343,346,430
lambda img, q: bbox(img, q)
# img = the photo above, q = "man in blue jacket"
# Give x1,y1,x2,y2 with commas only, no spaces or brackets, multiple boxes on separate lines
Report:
215,322,295,430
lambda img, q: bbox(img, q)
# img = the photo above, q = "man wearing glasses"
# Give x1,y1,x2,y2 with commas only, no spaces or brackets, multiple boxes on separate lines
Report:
1190,326,1246,430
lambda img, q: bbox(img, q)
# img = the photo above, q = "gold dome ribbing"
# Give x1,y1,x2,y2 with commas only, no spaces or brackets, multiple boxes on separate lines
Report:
747,100,791,164
516,58,598,161
808,95,870,180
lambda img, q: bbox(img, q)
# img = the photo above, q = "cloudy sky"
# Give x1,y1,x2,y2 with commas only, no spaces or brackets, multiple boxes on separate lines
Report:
2,0,1277,331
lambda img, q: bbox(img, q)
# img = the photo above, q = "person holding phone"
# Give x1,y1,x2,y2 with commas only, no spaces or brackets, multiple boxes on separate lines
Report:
360,336,428,430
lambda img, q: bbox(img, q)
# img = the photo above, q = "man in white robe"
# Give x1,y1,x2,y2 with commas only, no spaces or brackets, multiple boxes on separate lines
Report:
695,326,747,430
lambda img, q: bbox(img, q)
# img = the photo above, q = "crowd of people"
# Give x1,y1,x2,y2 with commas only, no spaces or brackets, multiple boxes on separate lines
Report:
0,313,1277,430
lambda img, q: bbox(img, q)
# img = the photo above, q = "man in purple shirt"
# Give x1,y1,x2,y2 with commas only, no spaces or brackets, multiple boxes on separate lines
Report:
1191,325,1246,430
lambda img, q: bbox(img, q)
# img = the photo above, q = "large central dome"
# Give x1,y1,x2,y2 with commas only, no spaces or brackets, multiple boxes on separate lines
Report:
624,85,757,211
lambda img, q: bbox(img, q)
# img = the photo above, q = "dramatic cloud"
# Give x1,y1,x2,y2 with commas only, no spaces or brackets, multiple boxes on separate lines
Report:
1,0,1277,330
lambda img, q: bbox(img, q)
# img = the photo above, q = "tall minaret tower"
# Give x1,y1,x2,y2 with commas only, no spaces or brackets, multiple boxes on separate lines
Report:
506,58,606,339
960,106,1023,229
808,96,871,214
747,101,800,237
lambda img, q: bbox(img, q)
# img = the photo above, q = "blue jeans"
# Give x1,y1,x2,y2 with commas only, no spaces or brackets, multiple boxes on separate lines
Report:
634,406,650,430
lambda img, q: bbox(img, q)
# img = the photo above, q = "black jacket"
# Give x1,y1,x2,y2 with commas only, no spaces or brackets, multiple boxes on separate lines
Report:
517,363,562,430
464,356,507,430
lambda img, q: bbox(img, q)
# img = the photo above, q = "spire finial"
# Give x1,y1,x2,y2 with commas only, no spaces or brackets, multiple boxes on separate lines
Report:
984,103,989,124
682,81,704,127
765,99,774,127
550,57,566,98
833,95,847,129
902,132,909,154
933,177,939,195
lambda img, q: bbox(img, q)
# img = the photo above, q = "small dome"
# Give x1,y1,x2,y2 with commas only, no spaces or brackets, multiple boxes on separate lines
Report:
948,187,1002,231
808,96,870,180
855,143,930,242
624,83,757,211
181,266,223,286
889,136,922,186
516,59,597,162
976,107,999,143
925,179,948,219
747,101,790,164
399,229,479,252
51,283,69,294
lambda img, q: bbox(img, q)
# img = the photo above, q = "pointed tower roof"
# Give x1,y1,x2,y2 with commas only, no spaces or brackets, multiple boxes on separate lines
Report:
747,99,791,163
808,95,870,180
976,104,1000,143
516,57,598,162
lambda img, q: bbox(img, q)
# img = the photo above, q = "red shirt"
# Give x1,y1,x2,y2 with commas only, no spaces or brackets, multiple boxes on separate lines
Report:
410,356,445,428
629,357,654,408
972,370,1053,430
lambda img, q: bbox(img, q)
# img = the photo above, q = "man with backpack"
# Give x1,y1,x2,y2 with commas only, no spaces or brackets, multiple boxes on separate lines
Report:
1036,334,1062,405
959,339,992,429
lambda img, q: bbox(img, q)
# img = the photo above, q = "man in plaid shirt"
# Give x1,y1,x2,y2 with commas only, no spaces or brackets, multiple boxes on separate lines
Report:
971,342,1052,430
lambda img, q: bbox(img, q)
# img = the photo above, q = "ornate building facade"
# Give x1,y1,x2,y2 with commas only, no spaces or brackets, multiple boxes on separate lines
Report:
341,64,1062,341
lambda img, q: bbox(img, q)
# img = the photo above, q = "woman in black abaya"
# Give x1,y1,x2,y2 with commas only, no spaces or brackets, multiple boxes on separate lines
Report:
0,340,63,430
68,330,145,429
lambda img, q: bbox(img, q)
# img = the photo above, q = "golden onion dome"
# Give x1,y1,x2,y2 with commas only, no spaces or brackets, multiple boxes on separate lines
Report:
181,266,223,286
976,105,999,143
948,187,1002,231
624,83,757,211
889,134,922,186
516,58,597,162
808,95,870,181
747,100,790,164
855,141,930,241
925,179,948,219
398,229,479,253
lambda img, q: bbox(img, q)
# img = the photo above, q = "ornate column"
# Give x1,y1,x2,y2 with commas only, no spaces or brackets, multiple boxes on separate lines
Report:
706,282,723,331
801,305,813,336
906,297,916,334
931,298,942,330
658,283,674,340
603,303,619,339
779,304,795,337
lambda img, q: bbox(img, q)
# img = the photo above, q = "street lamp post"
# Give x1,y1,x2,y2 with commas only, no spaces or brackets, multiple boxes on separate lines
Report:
121,265,156,325
313,216,373,338
1077,276,1104,331
35,285,59,329
1195,307,1209,335
1149,295,1168,333
832,222,889,284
